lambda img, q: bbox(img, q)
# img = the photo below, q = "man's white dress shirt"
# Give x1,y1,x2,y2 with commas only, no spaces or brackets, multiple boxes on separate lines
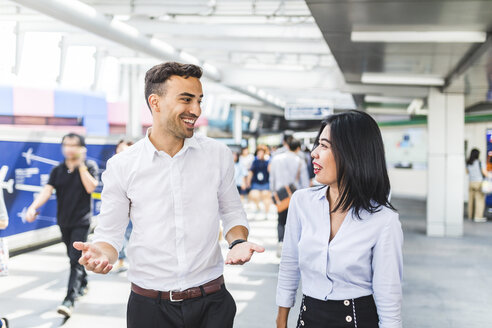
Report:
92,130,249,291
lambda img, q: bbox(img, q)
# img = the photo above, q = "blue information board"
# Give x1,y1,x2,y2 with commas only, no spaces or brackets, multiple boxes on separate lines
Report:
0,140,115,238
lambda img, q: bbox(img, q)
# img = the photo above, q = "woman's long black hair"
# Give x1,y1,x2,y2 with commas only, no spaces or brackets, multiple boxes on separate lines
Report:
466,148,480,166
313,110,395,219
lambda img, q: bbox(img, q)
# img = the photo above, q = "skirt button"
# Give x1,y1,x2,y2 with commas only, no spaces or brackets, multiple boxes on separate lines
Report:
344,300,350,306
300,320,305,326
303,305,306,311
346,315,353,323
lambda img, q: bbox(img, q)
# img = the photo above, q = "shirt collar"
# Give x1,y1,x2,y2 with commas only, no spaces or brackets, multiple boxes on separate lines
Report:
317,185,328,200
144,127,200,161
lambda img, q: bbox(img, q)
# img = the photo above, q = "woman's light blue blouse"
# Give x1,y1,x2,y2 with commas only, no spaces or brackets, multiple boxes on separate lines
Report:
276,186,403,328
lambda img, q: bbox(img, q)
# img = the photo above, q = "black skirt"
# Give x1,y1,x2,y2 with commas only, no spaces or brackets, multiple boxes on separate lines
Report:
296,294,379,328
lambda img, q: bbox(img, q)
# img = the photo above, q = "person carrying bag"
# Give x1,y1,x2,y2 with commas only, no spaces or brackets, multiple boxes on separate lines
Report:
270,139,309,257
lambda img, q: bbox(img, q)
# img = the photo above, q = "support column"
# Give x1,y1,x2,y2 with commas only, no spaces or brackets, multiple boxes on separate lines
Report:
12,21,24,76
127,64,142,138
233,105,243,145
427,88,465,237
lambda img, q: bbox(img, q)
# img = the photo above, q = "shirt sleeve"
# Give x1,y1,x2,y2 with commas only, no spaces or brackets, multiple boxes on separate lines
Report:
298,159,309,189
86,160,100,182
276,192,302,308
218,148,249,237
269,159,277,191
47,166,57,188
0,191,8,223
372,213,404,328
91,158,131,253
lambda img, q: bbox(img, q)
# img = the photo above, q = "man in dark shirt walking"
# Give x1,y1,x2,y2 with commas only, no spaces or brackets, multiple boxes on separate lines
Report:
25,133,99,318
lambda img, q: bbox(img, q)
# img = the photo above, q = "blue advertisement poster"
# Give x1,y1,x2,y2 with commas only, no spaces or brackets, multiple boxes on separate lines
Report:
0,140,115,238
486,130,492,208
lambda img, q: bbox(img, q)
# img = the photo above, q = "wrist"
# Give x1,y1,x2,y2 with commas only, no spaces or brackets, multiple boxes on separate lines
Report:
228,239,247,250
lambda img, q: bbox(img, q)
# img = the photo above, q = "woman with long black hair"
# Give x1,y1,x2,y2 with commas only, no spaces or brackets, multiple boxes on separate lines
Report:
466,148,487,222
276,110,403,328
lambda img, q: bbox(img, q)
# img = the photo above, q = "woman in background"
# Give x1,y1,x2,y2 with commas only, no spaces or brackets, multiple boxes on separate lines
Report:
248,145,273,220
466,148,487,222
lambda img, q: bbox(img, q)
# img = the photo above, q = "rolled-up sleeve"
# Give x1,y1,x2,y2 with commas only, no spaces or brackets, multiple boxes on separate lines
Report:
276,192,301,308
91,158,130,253
218,148,249,237
372,214,404,328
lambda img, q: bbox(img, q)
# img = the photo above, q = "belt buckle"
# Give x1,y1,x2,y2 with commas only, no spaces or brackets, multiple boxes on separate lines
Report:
169,290,183,302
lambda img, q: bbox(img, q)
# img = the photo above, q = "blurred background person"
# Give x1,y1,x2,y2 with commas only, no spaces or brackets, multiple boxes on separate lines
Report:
302,145,316,187
1,186,10,327
466,148,488,222
270,139,309,257
248,145,272,220
24,133,99,318
272,132,293,158
113,139,134,273
233,151,249,202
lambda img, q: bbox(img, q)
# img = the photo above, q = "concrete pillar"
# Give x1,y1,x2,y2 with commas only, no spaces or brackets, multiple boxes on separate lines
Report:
427,88,465,237
233,105,243,145
127,64,142,138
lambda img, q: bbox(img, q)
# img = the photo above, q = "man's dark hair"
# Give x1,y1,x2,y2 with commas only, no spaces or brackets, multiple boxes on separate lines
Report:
144,62,203,112
62,133,85,147
117,139,134,147
283,132,293,144
288,139,301,152
313,110,395,219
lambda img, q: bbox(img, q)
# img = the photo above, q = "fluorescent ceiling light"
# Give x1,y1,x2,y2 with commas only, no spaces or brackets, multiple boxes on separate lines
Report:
364,95,413,104
361,73,444,86
243,63,307,71
351,31,486,43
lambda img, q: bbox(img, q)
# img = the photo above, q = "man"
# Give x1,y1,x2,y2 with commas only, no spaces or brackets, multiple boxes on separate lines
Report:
25,133,99,317
74,62,264,328
269,139,309,257
271,132,293,158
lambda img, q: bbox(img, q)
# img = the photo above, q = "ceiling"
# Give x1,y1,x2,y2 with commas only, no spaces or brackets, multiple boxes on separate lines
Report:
306,0,492,110
2,0,356,116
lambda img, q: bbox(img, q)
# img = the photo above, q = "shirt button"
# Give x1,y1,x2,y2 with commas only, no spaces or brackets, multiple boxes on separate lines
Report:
346,316,353,323
344,300,350,306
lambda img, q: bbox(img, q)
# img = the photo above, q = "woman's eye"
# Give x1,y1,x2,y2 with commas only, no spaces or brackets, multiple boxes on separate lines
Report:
320,143,328,149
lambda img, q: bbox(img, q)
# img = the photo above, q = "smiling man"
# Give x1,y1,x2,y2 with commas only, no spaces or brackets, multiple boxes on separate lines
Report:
73,62,264,327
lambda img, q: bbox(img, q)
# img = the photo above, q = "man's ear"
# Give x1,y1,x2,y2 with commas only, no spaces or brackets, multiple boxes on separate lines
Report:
149,94,161,113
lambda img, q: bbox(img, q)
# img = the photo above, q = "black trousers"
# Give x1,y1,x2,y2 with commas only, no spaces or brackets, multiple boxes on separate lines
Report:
297,295,379,328
127,285,236,328
59,225,89,302
278,209,288,242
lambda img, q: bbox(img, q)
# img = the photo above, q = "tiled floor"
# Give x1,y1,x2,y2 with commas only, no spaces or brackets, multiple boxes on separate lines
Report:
1,198,491,327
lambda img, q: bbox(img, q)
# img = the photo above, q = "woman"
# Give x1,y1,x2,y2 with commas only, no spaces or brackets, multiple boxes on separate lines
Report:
248,145,273,219
466,148,487,222
276,111,403,328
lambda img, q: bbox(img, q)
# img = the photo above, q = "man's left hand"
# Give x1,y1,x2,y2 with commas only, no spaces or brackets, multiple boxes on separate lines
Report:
225,241,265,265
